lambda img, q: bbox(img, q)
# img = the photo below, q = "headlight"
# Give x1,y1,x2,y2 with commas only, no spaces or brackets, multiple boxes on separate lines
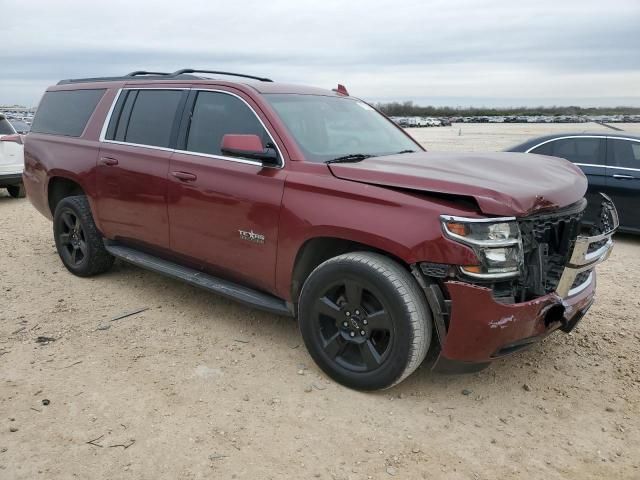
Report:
441,215,523,279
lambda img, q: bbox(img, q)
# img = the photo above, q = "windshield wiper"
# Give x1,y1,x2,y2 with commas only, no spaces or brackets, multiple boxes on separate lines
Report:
395,149,415,154
325,154,373,164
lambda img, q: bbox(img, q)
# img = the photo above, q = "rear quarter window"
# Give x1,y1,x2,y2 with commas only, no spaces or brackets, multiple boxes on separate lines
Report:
31,89,106,137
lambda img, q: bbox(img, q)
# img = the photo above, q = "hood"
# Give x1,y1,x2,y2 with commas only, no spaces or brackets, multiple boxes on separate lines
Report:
328,151,587,217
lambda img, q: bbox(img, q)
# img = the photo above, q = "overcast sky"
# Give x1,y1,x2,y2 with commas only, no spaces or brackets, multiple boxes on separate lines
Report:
1,0,639,107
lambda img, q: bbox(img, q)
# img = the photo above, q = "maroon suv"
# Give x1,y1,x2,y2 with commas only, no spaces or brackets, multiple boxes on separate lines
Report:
23,69,618,390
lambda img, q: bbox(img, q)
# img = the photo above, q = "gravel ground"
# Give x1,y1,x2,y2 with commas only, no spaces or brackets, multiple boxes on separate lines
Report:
1,123,639,479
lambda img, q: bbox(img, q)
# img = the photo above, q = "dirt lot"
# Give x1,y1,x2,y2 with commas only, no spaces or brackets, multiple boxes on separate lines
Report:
1,123,639,479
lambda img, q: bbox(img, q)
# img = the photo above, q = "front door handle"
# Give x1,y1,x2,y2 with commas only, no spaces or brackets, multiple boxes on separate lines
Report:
99,156,119,166
612,174,634,180
171,171,197,182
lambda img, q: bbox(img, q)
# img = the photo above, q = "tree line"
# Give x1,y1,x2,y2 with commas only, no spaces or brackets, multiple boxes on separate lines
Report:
374,101,640,117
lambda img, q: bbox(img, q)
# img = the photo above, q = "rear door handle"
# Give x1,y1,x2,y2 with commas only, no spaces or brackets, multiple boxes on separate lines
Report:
612,174,634,179
171,171,197,182
99,156,119,166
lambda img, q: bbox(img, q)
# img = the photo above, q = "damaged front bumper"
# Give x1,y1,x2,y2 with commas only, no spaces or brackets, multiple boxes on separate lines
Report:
430,195,619,374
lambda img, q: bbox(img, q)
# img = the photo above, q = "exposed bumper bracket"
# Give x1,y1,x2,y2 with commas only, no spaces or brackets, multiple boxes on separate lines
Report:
411,265,449,346
556,194,618,298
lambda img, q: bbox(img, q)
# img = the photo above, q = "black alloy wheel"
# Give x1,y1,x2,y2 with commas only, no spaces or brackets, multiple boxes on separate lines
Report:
313,278,394,373
57,210,88,267
299,252,431,390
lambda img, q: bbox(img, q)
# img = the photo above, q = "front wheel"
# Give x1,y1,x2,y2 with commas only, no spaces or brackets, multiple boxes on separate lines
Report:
299,252,432,390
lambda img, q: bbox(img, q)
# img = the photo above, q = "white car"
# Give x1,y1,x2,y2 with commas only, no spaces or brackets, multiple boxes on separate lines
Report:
0,114,25,198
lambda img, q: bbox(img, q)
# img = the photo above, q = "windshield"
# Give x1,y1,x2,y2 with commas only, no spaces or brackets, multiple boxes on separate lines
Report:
265,94,420,163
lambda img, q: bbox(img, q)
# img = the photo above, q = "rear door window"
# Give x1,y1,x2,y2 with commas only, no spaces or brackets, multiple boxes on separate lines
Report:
185,91,270,157
609,139,640,169
118,90,184,148
31,89,105,137
550,138,604,165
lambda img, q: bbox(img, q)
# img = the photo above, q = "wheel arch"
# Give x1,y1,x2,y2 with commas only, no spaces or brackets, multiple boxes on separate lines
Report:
289,235,412,305
47,175,86,215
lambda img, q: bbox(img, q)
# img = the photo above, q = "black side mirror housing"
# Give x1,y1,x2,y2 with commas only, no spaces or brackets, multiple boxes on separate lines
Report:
220,135,280,166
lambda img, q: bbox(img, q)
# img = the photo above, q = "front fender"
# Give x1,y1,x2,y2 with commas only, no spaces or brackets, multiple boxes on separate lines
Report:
275,171,480,300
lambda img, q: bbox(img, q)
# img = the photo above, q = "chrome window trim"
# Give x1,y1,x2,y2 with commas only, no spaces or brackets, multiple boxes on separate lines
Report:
526,135,640,171
606,165,640,173
98,88,123,142
171,149,262,167
99,139,176,153
573,163,606,169
573,163,640,173
524,134,640,153
98,87,285,169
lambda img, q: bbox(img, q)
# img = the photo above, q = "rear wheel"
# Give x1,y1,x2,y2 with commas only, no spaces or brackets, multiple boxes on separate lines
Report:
299,252,431,390
53,195,114,277
7,185,25,198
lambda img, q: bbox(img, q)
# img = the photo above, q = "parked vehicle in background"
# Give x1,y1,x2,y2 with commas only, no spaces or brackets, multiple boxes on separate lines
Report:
9,119,31,134
23,69,617,390
508,133,640,233
0,114,26,198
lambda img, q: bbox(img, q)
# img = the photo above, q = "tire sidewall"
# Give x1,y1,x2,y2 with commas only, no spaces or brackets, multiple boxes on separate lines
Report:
53,198,94,275
299,257,419,390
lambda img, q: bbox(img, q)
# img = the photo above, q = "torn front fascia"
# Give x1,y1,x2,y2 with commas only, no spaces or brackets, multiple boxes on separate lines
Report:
411,265,450,346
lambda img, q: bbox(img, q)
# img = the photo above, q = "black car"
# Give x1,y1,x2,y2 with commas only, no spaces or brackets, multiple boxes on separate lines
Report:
508,133,640,233
9,119,31,134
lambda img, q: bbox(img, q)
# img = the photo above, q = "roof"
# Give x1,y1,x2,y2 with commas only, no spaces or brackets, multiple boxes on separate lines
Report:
507,132,640,152
54,68,342,97
57,68,273,84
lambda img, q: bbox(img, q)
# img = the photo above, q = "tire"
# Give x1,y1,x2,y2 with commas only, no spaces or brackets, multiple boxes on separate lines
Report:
7,185,25,198
53,195,114,277
298,252,431,390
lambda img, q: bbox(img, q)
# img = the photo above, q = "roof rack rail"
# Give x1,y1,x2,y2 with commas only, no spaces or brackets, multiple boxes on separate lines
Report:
57,68,273,85
126,71,172,77
170,69,273,82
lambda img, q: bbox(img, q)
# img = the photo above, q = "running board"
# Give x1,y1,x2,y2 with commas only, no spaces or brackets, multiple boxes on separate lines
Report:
104,243,293,317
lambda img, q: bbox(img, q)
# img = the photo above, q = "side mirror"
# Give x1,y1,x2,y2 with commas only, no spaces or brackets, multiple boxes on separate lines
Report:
221,134,279,166
0,134,23,145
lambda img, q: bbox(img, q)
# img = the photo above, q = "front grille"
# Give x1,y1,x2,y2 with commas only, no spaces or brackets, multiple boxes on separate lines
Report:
518,200,586,296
